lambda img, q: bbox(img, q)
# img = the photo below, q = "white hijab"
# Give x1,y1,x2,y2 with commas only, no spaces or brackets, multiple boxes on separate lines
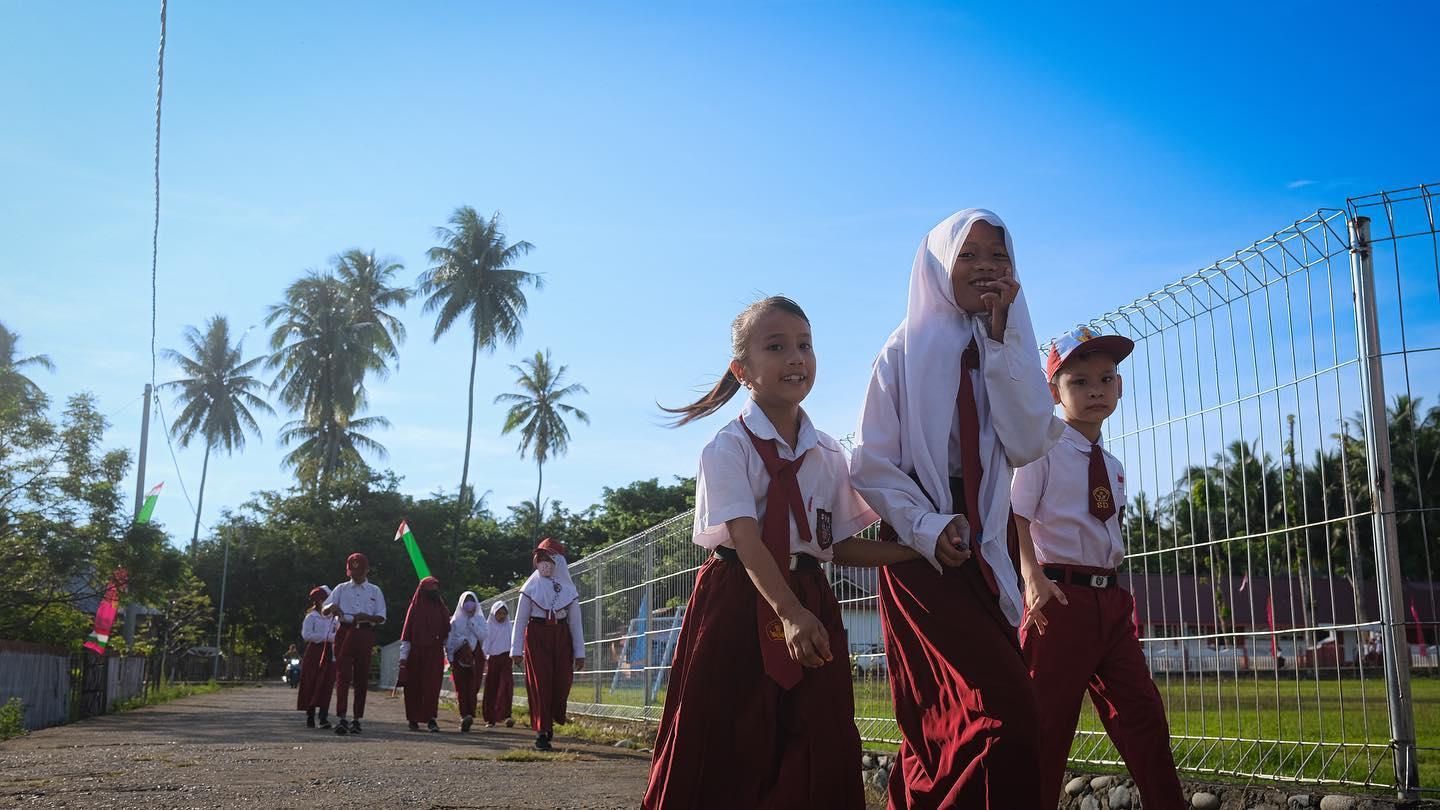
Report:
488,600,509,624
450,590,481,629
520,551,580,614
889,208,1059,625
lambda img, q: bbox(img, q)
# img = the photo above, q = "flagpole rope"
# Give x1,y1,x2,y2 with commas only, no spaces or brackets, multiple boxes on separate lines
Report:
152,392,201,523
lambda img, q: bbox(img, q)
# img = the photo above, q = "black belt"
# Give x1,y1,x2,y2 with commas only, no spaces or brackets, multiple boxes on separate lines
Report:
1043,566,1117,589
342,621,375,630
713,544,821,571
530,617,569,626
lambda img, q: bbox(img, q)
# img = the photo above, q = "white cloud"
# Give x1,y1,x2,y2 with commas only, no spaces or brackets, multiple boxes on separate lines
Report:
1286,180,1317,189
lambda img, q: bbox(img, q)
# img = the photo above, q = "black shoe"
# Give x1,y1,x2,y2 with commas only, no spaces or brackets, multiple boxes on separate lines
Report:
334,720,349,735
427,719,440,733
318,715,332,729
504,717,514,728
349,720,362,735
460,716,473,733
535,733,552,751
409,722,420,731
306,709,316,728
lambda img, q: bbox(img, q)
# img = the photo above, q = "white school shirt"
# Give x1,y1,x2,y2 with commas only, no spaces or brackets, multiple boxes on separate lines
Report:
1010,424,1127,569
693,398,878,561
446,614,485,659
851,331,1057,568
483,619,512,657
510,594,586,659
301,611,338,644
324,580,387,625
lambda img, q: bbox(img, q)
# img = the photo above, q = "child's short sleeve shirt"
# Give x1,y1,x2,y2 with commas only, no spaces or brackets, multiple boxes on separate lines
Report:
1011,424,1126,569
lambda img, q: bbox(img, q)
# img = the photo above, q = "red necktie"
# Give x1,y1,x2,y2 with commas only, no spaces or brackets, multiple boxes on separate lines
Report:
1089,443,1116,522
740,416,811,690
958,341,1002,596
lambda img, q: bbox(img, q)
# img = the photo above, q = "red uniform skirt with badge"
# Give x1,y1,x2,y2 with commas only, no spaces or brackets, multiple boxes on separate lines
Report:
641,554,864,810
296,640,334,711
523,617,575,733
878,477,1041,810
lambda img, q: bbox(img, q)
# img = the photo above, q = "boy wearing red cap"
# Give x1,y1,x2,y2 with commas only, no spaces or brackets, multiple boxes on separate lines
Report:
1012,327,1184,809
323,552,387,735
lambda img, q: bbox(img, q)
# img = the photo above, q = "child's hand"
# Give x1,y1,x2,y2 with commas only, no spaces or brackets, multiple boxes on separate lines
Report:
574,658,586,672
981,276,1020,339
1021,576,1069,634
935,516,973,567
779,604,832,668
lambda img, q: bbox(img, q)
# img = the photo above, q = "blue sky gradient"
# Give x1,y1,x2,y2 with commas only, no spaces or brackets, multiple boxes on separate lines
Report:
2,2,1436,541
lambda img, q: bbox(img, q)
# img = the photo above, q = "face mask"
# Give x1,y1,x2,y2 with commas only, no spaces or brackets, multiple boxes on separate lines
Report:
463,602,477,615
424,589,441,602
537,560,556,578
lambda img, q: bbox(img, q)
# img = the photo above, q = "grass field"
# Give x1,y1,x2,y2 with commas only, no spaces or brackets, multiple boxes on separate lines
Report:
570,672,1440,790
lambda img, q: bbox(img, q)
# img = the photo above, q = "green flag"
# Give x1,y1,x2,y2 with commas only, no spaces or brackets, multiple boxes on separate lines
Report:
394,520,432,580
136,482,164,524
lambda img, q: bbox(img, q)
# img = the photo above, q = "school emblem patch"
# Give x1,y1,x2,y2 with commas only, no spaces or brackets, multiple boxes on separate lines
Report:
1092,486,1112,511
767,618,786,642
816,508,834,549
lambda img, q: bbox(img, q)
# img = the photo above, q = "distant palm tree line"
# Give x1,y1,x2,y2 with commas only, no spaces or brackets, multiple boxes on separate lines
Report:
154,207,586,547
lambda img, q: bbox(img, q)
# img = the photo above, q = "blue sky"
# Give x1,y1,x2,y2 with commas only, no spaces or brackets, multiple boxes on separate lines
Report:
2,2,1436,544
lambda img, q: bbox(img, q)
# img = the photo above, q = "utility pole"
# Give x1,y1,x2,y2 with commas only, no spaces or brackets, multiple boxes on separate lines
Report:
124,384,153,646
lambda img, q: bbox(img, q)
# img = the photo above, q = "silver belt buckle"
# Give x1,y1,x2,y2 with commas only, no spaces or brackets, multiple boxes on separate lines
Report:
1090,574,1109,588
789,555,799,571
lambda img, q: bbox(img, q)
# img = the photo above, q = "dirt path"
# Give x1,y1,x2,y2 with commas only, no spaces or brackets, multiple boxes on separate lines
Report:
0,684,652,809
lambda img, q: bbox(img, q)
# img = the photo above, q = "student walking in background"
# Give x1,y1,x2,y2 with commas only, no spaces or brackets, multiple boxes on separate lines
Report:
513,539,585,750
324,553,386,735
398,576,450,732
296,585,336,728
481,600,515,728
447,590,484,732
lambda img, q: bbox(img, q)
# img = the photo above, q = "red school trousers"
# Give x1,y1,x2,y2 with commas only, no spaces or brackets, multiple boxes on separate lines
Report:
333,624,375,719
451,659,480,719
1021,572,1185,810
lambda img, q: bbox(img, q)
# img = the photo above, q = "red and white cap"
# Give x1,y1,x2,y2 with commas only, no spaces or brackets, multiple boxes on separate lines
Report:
1045,326,1135,381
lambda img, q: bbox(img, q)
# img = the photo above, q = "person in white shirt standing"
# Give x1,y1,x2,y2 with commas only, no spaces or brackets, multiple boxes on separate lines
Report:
323,552,386,735
480,600,514,728
1012,327,1184,809
446,590,484,732
850,210,1064,809
511,538,584,751
296,585,337,728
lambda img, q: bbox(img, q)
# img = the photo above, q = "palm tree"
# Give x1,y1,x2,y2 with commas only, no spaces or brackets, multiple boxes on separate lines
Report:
332,249,410,374
496,349,589,541
0,322,55,403
160,316,274,555
266,271,396,492
416,207,540,515
278,412,390,485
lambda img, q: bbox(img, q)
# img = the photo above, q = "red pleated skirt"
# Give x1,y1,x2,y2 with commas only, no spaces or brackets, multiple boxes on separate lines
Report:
295,641,334,711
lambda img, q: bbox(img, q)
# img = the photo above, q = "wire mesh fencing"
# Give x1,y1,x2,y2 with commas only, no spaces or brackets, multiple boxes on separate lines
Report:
484,182,1437,798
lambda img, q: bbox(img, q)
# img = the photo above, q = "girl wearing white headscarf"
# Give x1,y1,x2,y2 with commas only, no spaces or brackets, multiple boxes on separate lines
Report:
446,590,484,732
851,209,1064,809
480,600,514,727
511,538,585,750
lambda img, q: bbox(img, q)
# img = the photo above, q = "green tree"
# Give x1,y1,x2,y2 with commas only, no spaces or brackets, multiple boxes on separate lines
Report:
496,349,590,542
161,316,274,555
0,322,54,405
416,207,539,516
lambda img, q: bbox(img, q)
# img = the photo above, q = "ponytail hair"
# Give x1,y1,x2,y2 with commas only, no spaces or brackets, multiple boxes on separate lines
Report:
662,295,810,427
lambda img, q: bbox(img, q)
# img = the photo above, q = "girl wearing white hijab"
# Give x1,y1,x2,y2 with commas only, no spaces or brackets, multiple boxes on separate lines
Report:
446,590,484,732
851,209,1064,809
480,600,515,727
511,538,585,750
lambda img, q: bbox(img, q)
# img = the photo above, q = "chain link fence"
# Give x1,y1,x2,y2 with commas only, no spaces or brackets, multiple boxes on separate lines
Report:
485,183,1438,799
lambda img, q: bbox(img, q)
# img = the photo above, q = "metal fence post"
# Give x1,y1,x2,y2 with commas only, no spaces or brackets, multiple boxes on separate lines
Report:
1349,215,1419,799
593,562,603,704
643,531,654,709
